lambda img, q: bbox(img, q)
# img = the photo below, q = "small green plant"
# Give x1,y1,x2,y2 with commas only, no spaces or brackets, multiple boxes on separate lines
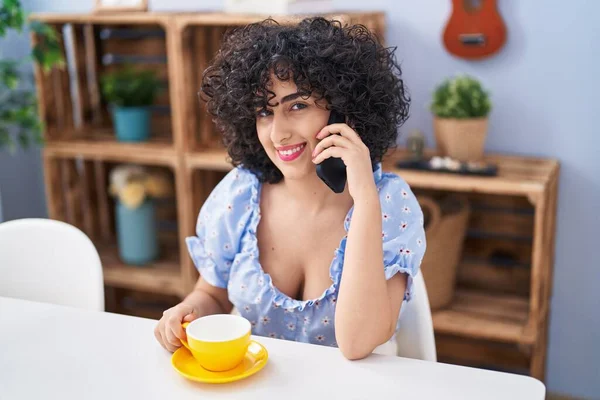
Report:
0,0,65,152
430,75,491,119
100,66,161,108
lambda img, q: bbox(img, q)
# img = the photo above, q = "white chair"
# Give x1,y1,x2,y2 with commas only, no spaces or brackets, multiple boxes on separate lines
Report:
0,218,104,311
394,271,437,361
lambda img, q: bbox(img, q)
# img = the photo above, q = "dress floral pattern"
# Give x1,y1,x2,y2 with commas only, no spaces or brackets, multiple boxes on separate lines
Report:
186,163,426,347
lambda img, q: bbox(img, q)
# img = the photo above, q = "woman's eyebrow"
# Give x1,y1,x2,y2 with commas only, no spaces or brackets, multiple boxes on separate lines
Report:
279,91,309,105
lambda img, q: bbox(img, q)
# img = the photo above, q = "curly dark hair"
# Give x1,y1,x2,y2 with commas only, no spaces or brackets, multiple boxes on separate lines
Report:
200,16,410,184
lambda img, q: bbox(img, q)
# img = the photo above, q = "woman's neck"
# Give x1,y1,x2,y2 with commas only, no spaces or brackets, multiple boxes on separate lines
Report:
279,172,353,215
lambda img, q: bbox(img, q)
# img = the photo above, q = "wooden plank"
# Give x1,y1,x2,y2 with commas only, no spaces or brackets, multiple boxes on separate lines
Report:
457,260,531,296
44,137,177,166
30,13,170,25
52,24,74,137
117,290,181,320
81,160,100,239
155,201,178,221
61,159,85,230
530,316,549,381
469,210,534,238
84,24,104,126
185,149,232,171
435,335,530,372
195,26,211,149
191,169,204,217
100,30,166,57
71,25,92,130
60,159,75,224
174,11,386,28
389,167,546,197
180,166,198,293
432,289,531,344
94,160,112,242
166,18,185,152
530,168,559,381
528,183,548,333
150,113,173,141
99,244,183,297
42,153,65,221
463,236,532,267
30,32,57,140
382,148,558,196
467,192,533,213
206,26,226,148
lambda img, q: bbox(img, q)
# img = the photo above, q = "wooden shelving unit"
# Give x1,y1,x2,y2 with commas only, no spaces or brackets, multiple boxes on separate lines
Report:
385,149,559,380
31,10,558,382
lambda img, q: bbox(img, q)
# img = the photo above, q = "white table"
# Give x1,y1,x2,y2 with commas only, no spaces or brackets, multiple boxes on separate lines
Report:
0,296,545,399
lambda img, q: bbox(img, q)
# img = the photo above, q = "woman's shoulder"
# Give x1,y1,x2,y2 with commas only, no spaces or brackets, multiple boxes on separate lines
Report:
205,167,259,205
375,165,418,200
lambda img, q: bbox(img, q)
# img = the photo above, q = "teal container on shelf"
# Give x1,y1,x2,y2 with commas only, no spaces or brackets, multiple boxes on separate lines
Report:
111,106,151,142
115,198,159,266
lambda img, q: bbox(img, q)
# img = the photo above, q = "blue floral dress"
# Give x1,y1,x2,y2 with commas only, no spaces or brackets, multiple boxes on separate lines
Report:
186,163,426,347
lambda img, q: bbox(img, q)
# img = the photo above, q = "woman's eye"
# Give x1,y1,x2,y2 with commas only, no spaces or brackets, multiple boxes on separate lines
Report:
256,108,272,117
291,102,307,111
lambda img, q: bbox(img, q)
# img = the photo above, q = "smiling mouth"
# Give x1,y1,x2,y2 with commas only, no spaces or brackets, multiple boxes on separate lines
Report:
276,143,307,162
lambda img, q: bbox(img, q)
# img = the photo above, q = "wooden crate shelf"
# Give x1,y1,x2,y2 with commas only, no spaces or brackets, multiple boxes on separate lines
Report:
33,10,558,383
30,14,177,148
432,289,531,345
383,148,559,381
44,135,177,166
100,245,183,297
382,150,556,200
185,149,232,171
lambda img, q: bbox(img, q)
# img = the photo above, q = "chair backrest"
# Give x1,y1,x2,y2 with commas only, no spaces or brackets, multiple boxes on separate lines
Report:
394,271,437,362
0,218,104,311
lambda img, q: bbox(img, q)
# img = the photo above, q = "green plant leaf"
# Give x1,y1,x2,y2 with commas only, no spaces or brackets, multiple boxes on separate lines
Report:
17,130,29,148
0,127,15,153
430,74,491,119
0,0,25,37
100,65,162,107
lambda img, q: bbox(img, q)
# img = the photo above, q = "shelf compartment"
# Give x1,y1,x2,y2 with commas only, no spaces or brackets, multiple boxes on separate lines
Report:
30,17,176,146
100,245,183,297
432,289,532,345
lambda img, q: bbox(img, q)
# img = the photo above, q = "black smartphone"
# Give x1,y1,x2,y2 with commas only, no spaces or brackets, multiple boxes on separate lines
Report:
316,110,347,193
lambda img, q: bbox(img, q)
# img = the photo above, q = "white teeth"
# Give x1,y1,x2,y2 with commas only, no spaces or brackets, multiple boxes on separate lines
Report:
279,144,305,157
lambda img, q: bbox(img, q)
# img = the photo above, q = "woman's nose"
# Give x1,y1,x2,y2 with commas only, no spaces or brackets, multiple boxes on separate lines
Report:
270,113,292,144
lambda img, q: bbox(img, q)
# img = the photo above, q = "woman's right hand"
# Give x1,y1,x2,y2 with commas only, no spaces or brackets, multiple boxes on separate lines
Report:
154,302,198,352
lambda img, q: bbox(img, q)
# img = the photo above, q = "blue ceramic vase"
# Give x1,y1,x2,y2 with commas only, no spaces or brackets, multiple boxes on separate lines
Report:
115,198,159,266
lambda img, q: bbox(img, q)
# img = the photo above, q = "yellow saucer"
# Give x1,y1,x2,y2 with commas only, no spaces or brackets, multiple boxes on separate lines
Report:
171,340,268,384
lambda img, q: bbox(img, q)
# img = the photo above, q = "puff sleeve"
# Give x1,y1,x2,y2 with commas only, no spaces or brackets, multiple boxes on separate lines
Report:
378,172,427,301
185,168,255,289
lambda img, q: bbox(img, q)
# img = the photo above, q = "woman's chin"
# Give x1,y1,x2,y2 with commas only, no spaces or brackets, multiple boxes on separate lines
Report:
277,162,316,181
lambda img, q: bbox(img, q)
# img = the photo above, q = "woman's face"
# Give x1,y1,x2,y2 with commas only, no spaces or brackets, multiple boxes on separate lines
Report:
255,76,330,181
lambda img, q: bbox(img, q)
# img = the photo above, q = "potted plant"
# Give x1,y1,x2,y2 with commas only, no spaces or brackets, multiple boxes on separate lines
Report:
109,164,173,265
430,74,492,162
100,66,161,142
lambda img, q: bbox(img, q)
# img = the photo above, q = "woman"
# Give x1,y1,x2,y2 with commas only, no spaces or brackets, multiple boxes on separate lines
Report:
154,16,426,360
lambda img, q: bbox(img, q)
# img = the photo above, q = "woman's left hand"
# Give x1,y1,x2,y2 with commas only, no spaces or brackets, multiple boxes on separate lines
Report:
312,123,377,201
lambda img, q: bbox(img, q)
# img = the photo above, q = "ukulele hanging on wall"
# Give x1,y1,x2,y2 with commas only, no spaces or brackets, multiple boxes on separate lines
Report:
443,0,507,60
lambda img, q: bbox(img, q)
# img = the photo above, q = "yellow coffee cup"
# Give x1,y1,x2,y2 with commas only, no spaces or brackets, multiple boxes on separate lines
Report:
181,314,251,372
